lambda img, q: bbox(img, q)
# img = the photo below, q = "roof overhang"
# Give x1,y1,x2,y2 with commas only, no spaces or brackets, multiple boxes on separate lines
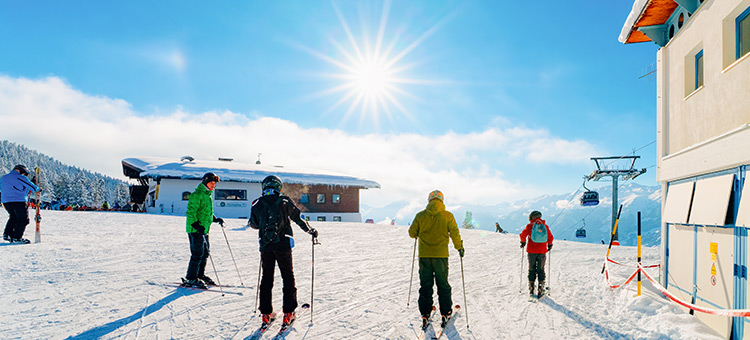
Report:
619,0,679,45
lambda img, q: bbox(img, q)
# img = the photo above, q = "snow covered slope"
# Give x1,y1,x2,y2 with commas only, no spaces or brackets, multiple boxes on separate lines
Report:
0,210,720,339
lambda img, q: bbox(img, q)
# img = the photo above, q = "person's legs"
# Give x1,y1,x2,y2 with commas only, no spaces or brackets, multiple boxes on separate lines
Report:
418,258,435,317
276,249,298,313
259,250,278,315
197,235,210,278
433,258,453,316
5,202,29,240
185,233,205,280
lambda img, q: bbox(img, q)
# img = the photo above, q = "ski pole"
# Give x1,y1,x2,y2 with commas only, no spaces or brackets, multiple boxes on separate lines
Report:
460,256,469,329
219,222,244,285
602,205,624,274
206,236,225,296
547,248,551,293
407,237,417,307
519,246,524,294
254,257,261,315
311,234,320,325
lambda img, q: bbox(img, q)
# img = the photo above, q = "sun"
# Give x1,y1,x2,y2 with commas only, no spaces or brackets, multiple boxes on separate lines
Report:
299,1,442,130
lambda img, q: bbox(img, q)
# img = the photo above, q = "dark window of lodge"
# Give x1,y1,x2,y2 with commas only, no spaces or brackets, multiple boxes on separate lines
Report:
300,193,309,203
333,216,342,222
739,7,750,59
317,216,326,221
695,50,704,89
317,194,325,203
332,194,341,204
215,189,247,201
182,191,191,200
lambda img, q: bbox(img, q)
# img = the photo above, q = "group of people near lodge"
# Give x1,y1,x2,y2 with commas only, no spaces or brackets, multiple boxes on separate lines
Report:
1,164,554,329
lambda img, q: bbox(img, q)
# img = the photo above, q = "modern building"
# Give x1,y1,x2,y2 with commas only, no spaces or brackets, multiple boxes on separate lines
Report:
121,156,380,222
620,0,750,337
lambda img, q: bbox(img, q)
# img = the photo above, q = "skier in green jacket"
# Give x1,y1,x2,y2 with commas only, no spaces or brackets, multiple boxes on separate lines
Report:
181,172,224,289
409,190,464,327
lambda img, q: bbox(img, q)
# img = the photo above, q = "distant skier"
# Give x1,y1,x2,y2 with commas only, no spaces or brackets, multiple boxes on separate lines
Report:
409,190,464,327
0,165,40,244
248,175,318,327
520,210,554,298
181,172,224,289
495,222,504,233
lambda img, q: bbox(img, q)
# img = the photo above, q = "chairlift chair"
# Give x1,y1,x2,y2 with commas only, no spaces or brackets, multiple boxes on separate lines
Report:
580,179,599,206
576,219,587,238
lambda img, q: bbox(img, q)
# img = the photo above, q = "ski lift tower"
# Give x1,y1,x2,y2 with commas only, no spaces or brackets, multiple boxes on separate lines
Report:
586,156,646,244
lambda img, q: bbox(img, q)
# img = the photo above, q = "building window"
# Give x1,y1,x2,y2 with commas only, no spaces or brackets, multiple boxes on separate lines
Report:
303,215,310,221
300,194,309,203
333,216,342,222
317,216,326,221
669,24,675,38
739,7,750,59
214,189,247,201
182,191,191,200
695,50,704,89
678,13,685,29
317,194,325,203
332,194,341,204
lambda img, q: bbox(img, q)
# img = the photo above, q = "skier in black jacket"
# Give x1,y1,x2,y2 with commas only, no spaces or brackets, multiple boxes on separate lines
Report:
248,175,318,326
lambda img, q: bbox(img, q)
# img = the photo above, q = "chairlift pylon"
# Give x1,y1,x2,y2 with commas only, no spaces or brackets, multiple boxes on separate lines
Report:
580,178,599,206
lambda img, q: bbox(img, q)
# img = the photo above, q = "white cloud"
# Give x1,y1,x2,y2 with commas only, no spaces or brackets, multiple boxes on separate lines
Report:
0,75,600,207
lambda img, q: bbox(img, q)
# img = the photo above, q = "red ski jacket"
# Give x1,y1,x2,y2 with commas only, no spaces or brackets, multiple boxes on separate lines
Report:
520,218,554,254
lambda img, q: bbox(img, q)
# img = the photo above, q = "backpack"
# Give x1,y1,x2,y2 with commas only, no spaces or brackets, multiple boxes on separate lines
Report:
259,196,284,247
530,222,548,243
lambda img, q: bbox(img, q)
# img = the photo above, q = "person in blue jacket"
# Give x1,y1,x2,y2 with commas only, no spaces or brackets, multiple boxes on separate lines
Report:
0,165,41,244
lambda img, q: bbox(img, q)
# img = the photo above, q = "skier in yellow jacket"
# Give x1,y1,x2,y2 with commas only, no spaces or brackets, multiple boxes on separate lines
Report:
409,190,464,326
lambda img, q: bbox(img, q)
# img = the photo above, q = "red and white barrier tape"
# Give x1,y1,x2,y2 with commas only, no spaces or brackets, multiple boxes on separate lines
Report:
607,258,659,269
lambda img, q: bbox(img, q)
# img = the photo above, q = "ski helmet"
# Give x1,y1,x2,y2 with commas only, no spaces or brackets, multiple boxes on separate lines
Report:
201,172,220,185
529,210,542,220
428,190,444,202
262,175,282,191
13,164,30,176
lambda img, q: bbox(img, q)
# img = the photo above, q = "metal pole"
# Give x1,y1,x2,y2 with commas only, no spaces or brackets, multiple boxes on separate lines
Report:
602,205,624,274
460,256,469,328
612,176,619,243
311,235,319,325
637,211,642,296
254,257,261,314
407,237,417,307
207,237,225,296
219,222,243,285
519,246,524,293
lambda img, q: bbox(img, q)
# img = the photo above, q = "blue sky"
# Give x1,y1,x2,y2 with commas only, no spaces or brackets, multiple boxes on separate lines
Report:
0,1,659,215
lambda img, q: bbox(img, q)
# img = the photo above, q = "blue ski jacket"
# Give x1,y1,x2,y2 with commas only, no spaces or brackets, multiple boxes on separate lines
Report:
0,170,40,203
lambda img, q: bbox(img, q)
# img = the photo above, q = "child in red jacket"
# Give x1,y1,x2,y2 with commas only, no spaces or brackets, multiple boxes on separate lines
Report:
520,210,554,298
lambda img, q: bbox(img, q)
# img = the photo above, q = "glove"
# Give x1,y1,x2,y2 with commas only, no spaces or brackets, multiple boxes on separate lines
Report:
308,228,318,238
520,241,526,248
547,244,553,251
458,248,465,258
213,216,224,225
191,221,205,234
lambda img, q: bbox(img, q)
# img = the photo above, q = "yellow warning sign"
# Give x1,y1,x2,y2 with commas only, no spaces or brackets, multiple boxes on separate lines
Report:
711,263,717,275
710,242,718,254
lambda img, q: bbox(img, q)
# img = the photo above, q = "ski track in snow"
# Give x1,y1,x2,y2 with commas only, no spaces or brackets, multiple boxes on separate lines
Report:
0,210,723,339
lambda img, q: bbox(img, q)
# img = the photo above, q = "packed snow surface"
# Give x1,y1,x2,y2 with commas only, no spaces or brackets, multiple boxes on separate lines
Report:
1,210,722,339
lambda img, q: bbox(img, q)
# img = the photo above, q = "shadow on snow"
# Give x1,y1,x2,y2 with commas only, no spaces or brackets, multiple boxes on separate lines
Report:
541,298,634,339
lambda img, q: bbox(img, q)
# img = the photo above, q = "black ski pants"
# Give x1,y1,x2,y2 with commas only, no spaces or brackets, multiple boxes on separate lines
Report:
528,253,546,284
186,233,209,280
259,248,298,314
418,257,452,316
3,202,29,239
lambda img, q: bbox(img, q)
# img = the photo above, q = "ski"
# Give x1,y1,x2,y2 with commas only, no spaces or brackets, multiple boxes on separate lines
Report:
164,281,254,289
33,167,41,244
246,310,282,340
415,306,437,340
432,305,460,339
145,281,243,296
271,303,311,340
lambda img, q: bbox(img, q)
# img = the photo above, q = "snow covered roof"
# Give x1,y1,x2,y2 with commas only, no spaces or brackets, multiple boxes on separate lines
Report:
121,157,380,189
619,0,678,44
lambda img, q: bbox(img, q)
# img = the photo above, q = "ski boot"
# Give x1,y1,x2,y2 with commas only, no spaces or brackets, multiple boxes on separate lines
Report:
261,313,275,326
440,310,452,328
3,234,10,242
180,277,207,289
538,281,546,298
282,312,296,326
421,314,430,329
529,281,536,298
10,238,30,244
198,275,216,286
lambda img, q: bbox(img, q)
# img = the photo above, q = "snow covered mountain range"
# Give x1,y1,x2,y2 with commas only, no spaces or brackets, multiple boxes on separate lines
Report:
363,182,662,247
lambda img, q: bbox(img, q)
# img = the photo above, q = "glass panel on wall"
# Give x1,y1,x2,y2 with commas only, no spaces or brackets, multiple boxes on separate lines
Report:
214,189,247,201
182,191,191,200
739,8,750,58
317,194,325,203
333,216,342,222
695,50,703,89
317,216,326,221
332,194,341,204
300,193,309,203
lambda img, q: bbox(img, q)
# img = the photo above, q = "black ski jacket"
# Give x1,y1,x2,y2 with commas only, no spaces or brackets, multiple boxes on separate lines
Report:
249,193,310,251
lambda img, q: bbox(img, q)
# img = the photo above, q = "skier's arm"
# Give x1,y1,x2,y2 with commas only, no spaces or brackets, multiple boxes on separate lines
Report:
519,224,531,242
546,224,554,244
186,192,200,229
288,202,310,232
248,199,260,230
18,176,40,193
447,214,463,250
408,216,419,239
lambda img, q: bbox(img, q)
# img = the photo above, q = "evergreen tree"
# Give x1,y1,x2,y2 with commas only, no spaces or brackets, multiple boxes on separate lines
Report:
463,211,476,229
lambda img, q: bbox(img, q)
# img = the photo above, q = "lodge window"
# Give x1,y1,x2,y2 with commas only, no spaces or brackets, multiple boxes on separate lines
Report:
739,6,750,59
300,194,309,203
333,216,342,222
695,50,704,89
332,194,341,204
182,191,191,200
317,216,326,221
214,189,247,201
317,194,325,203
